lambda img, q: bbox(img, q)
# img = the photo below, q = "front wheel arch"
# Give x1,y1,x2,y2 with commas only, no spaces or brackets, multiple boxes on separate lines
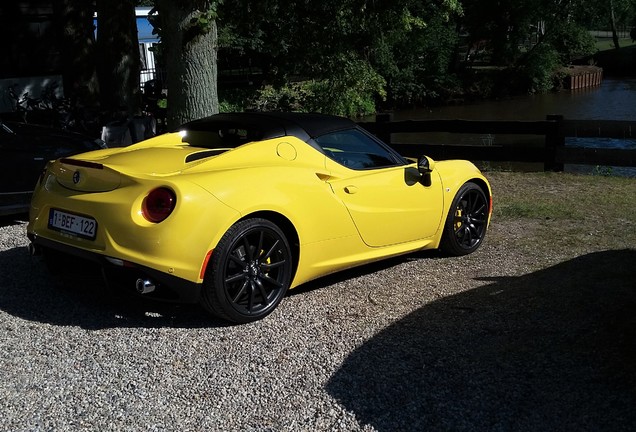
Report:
439,181,490,256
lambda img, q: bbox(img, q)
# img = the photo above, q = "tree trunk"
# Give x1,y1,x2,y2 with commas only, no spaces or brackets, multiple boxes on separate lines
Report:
156,0,219,129
610,0,621,49
53,0,99,106
95,0,141,114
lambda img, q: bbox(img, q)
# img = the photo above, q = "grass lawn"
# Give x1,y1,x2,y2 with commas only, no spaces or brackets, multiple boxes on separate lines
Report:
594,37,636,51
486,170,636,256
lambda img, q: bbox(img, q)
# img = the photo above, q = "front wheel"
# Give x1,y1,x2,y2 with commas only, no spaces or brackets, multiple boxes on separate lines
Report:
440,182,489,256
201,218,293,323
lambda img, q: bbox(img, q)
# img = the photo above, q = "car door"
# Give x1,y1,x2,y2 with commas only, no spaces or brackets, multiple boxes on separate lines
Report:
317,128,444,247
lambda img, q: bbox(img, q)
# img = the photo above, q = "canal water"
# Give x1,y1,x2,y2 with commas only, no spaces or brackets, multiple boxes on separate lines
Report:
388,77,636,176
393,77,636,122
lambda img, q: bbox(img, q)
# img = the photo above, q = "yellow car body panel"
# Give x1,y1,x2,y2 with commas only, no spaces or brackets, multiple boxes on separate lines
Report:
26,112,492,322
29,165,241,283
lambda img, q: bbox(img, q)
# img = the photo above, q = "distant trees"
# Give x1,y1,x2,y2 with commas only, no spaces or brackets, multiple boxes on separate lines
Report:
95,0,140,113
216,0,463,114
52,0,140,113
47,0,636,123
460,0,601,93
53,0,100,106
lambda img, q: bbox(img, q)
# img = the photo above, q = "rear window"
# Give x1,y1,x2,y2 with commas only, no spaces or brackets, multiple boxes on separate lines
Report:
180,127,264,149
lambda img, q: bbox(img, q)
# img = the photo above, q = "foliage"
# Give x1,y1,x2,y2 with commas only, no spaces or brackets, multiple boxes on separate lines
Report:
593,165,614,176
216,0,461,115
88,0,636,119
547,22,596,64
579,0,636,29
303,54,387,117
95,0,141,113
518,44,562,93
246,55,385,118
459,0,606,95
250,82,314,113
380,16,463,105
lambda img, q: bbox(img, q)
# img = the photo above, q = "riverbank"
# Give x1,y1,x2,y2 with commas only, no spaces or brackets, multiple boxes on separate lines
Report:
589,44,636,76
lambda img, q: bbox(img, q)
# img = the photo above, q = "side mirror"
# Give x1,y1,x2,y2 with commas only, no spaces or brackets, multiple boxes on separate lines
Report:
417,155,435,176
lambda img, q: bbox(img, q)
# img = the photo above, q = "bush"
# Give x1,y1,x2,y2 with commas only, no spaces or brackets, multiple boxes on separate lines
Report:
521,44,562,93
246,54,386,117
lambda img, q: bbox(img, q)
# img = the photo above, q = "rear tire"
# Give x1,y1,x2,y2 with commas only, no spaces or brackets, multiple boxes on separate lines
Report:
440,182,489,256
201,218,292,323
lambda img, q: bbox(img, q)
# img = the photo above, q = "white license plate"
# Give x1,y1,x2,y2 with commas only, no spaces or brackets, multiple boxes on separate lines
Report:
48,209,97,240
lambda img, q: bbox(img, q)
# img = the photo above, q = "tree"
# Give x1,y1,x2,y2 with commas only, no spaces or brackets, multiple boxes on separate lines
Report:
95,0,141,114
153,0,219,128
610,0,621,49
460,0,598,93
52,0,99,106
216,0,463,114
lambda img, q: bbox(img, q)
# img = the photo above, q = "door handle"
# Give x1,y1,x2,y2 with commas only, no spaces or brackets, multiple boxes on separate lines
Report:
344,185,358,194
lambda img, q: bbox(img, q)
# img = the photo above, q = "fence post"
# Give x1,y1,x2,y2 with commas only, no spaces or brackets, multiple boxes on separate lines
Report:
545,114,565,171
376,113,392,145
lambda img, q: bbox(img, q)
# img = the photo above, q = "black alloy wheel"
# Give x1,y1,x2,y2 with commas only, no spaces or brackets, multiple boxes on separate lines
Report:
201,218,292,323
440,182,489,256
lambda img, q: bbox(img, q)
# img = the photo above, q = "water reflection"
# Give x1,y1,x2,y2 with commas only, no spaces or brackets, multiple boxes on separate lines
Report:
393,78,636,121
387,78,636,176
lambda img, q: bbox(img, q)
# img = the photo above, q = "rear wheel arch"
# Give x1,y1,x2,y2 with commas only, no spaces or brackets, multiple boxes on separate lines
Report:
201,216,295,323
236,211,300,284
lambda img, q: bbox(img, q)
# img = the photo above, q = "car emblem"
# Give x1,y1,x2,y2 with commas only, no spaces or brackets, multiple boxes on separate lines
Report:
72,171,81,184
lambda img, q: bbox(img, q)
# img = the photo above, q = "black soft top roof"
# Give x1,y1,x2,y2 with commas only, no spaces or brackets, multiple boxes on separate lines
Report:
181,112,357,142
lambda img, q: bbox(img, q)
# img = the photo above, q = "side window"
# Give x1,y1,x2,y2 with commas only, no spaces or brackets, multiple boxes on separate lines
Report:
315,129,402,170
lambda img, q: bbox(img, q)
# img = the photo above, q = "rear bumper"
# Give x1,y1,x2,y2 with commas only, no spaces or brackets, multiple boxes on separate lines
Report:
28,233,203,304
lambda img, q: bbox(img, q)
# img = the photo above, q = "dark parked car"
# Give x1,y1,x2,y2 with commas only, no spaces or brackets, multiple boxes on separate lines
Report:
0,121,106,215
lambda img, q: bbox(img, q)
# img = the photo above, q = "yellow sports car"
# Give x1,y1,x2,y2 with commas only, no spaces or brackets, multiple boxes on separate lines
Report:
27,112,492,323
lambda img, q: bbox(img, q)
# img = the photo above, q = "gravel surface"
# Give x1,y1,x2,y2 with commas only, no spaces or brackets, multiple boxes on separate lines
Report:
1,210,635,431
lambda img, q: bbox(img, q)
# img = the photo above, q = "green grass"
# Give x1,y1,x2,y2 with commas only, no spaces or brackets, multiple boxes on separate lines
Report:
594,37,635,51
486,171,636,254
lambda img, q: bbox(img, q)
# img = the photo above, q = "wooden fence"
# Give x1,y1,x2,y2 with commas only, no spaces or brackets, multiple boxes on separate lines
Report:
359,114,636,171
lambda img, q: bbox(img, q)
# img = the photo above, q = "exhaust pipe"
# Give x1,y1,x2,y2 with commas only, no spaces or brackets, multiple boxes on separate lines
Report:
135,278,156,294
28,243,41,256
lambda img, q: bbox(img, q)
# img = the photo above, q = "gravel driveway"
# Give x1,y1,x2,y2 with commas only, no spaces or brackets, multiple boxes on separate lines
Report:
1,213,635,431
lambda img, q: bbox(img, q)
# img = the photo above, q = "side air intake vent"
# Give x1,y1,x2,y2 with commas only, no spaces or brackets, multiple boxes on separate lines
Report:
185,149,228,163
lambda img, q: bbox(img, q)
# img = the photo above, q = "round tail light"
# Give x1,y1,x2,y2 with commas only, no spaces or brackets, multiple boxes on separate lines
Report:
142,187,176,223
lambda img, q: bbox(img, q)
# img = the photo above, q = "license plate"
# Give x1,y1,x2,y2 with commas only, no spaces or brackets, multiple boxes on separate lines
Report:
48,209,97,240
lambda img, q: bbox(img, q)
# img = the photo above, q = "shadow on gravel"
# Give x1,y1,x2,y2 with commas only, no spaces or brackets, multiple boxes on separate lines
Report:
0,246,221,329
326,249,636,431
0,213,28,227
0,241,437,330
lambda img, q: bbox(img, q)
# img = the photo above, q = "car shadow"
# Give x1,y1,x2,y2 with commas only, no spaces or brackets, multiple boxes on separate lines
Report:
325,249,636,431
0,245,222,329
0,213,28,227
0,240,440,330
